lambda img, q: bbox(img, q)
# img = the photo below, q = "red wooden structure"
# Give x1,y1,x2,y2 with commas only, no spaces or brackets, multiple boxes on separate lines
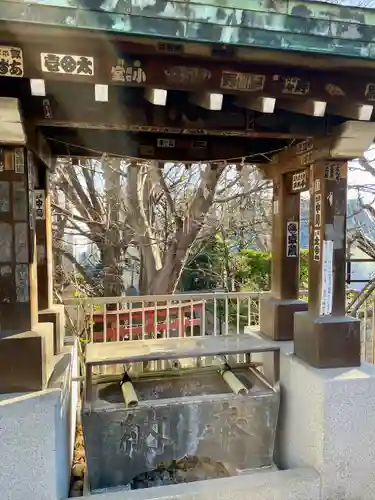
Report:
90,301,203,341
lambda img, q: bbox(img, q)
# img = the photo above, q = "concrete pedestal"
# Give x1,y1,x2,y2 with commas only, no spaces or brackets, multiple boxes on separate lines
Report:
0,341,78,500
39,304,65,354
0,323,54,393
259,298,307,341
244,327,375,499
278,347,375,500
294,312,360,368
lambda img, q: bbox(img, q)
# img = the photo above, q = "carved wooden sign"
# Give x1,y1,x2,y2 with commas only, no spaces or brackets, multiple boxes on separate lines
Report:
111,58,145,83
314,193,322,228
0,46,23,77
220,71,265,92
290,170,309,193
157,138,175,148
165,66,211,86
324,161,341,181
41,53,94,76
313,229,321,262
286,221,299,258
34,190,45,220
296,139,314,155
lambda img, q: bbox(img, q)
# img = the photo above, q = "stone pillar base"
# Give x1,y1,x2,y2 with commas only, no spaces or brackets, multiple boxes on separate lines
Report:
277,345,375,500
0,323,54,393
259,297,308,341
39,304,65,354
294,312,360,368
0,341,77,500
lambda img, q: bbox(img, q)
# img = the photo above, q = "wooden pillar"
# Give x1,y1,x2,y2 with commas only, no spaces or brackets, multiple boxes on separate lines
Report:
34,158,65,355
259,172,307,340
0,145,54,393
0,147,38,333
294,161,360,368
35,161,53,311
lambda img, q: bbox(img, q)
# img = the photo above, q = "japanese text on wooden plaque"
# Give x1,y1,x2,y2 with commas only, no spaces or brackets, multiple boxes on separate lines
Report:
286,221,299,258
34,190,45,220
0,46,23,77
41,53,94,76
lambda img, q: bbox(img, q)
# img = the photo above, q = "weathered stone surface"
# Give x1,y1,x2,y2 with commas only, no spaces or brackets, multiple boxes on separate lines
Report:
86,468,320,500
294,312,360,369
260,298,307,341
0,345,77,500
0,323,54,393
278,347,375,500
39,303,65,354
83,367,279,492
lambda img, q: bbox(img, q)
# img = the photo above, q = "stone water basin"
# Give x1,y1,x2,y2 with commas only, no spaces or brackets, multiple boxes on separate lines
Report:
82,335,280,493
83,367,279,492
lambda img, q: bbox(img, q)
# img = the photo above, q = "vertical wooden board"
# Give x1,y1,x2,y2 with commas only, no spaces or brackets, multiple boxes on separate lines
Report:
15,263,29,303
0,222,12,262
0,264,13,304
13,181,27,221
0,181,10,212
15,222,29,263
37,243,46,265
14,147,25,174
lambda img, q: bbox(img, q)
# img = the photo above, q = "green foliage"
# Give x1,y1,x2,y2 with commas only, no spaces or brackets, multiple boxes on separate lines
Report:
234,249,271,291
181,237,309,292
181,236,226,291
299,250,309,289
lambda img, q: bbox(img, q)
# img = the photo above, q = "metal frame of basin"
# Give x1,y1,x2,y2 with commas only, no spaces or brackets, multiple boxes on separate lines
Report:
82,335,280,493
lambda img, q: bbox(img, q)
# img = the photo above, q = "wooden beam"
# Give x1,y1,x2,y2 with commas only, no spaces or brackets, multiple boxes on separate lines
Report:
328,103,373,121
190,93,223,111
144,88,167,106
234,96,275,114
0,41,374,114
262,121,375,179
277,99,327,117
24,122,53,170
43,130,272,162
19,83,330,139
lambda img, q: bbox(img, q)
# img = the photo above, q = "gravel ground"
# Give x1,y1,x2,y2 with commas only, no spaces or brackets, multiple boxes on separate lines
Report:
130,456,230,489
68,426,229,496
69,425,86,497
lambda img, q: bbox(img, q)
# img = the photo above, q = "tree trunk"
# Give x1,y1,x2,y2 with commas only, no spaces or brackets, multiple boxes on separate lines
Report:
103,158,124,299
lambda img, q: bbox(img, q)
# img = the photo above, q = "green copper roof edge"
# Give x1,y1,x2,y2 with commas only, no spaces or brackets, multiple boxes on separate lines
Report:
2,0,375,61
3,17,375,63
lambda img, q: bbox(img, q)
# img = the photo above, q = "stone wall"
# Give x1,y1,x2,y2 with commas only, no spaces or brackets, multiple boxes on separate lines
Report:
84,468,320,500
0,340,78,500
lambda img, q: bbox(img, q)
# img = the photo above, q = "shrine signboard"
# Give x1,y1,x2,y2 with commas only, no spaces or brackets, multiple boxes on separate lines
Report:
0,39,373,107
0,46,23,77
40,53,94,76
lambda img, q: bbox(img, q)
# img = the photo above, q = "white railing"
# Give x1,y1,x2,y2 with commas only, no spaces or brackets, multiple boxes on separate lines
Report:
64,292,264,342
64,290,375,363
